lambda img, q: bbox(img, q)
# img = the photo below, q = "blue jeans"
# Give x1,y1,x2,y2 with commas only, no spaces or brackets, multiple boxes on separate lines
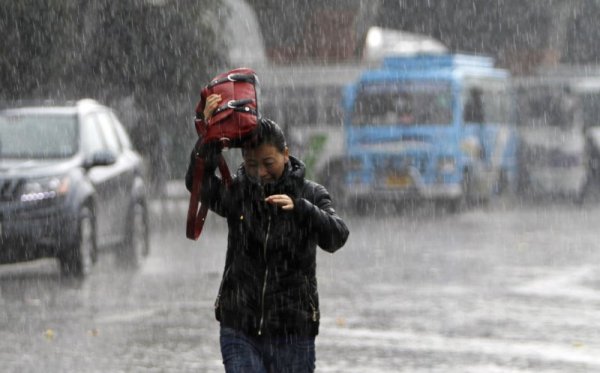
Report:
220,326,315,373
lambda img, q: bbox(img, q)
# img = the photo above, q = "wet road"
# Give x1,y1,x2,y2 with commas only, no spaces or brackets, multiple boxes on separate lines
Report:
2,198,600,372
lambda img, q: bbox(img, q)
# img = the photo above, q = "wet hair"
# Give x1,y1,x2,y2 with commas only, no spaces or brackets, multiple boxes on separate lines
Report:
244,118,287,153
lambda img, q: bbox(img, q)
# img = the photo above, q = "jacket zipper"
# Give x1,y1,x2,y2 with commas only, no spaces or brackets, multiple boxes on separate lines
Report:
258,215,271,336
310,303,318,322
306,275,319,322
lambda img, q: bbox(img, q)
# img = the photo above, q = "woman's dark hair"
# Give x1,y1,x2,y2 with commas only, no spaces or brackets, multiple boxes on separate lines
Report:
245,118,287,152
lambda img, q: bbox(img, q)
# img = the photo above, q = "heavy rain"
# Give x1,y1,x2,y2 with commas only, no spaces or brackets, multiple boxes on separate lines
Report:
2,1,600,372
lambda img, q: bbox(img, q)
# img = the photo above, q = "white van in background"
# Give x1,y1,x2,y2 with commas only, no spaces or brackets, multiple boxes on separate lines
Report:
515,80,588,201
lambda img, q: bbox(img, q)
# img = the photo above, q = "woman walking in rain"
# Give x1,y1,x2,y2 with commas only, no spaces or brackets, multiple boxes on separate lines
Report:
186,94,349,373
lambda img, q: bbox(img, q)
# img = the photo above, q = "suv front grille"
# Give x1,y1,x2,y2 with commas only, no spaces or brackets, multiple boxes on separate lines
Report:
0,179,24,202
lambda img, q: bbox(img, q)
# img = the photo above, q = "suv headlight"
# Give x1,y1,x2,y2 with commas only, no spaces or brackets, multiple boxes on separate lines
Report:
20,176,70,202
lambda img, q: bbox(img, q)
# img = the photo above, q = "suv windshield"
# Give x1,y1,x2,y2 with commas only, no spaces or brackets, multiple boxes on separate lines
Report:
353,81,453,126
0,113,78,158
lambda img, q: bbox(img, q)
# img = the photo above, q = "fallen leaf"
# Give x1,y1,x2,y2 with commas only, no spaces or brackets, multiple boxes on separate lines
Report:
44,329,55,340
88,328,99,337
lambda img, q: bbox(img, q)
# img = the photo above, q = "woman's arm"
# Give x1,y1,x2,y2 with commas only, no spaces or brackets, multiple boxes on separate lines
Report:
185,93,230,216
185,145,230,217
293,182,349,253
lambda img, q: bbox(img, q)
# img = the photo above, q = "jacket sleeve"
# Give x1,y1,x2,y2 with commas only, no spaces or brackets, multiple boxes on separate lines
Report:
185,146,231,217
294,182,349,253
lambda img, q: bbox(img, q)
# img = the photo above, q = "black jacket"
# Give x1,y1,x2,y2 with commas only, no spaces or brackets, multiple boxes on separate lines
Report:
186,152,349,337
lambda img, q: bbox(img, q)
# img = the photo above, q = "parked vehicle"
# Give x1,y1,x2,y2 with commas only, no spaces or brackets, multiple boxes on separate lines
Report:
573,78,600,192
0,99,149,277
326,54,518,212
515,80,588,200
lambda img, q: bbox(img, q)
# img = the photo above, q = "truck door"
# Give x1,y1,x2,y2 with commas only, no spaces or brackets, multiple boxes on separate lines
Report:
463,79,513,195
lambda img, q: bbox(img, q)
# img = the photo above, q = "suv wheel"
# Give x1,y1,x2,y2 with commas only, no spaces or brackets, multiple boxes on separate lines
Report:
58,207,96,277
117,200,149,267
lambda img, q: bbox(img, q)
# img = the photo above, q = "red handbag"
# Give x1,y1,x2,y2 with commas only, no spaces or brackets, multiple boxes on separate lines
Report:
186,68,260,240
194,67,259,149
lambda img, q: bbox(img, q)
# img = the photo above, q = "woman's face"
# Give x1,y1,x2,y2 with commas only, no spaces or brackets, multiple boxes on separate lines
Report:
243,143,289,184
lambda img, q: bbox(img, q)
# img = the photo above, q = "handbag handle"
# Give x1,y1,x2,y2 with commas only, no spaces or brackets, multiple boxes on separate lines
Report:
186,151,232,240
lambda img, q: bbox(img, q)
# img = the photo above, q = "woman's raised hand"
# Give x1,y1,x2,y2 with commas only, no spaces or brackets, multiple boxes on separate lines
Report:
204,94,222,120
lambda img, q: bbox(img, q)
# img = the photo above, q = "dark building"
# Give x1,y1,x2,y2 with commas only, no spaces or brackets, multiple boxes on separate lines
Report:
247,0,600,74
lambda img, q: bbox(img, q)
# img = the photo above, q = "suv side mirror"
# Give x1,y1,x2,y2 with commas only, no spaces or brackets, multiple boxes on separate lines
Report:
84,150,117,169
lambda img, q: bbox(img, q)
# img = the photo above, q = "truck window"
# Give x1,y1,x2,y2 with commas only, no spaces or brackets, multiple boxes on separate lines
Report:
517,87,578,129
581,93,600,128
352,81,452,126
463,78,512,124
463,87,484,123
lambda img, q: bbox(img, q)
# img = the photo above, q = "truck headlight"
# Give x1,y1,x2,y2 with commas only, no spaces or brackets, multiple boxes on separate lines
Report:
348,157,363,172
437,157,456,173
20,176,70,202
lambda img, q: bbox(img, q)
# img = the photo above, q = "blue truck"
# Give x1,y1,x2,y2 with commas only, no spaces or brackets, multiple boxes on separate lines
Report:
322,54,518,211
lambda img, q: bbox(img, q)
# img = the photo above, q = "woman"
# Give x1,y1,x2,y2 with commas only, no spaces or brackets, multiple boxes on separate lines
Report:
186,94,349,372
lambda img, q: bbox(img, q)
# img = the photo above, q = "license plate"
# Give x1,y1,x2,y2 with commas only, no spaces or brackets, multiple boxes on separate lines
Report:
386,174,413,188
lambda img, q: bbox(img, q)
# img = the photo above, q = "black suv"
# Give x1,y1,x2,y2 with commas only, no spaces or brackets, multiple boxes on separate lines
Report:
0,99,149,277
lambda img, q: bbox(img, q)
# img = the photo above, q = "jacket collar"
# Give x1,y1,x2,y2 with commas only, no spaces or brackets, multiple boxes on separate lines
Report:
237,155,306,195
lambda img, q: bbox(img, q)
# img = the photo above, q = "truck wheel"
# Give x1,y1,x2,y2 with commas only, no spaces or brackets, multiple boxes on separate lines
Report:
352,197,374,215
575,173,595,205
58,207,96,278
496,169,509,196
117,200,149,268
444,198,461,213
320,161,347,210
446,169,474,213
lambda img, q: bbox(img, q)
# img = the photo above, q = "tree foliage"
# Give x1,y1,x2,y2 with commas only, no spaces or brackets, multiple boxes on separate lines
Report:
0,0,76,98
0,0,226,100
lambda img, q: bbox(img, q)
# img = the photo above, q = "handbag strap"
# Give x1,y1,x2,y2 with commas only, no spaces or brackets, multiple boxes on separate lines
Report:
211,99,256,117
186,156,207,240
186,151,232,240
207,73,257,89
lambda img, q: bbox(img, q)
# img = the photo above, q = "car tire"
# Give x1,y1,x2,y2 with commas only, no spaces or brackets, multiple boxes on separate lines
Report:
58,206,96,278
117,200,149,268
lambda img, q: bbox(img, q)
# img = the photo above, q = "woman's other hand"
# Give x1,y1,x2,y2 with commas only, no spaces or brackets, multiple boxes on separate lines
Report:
265,194,294,210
